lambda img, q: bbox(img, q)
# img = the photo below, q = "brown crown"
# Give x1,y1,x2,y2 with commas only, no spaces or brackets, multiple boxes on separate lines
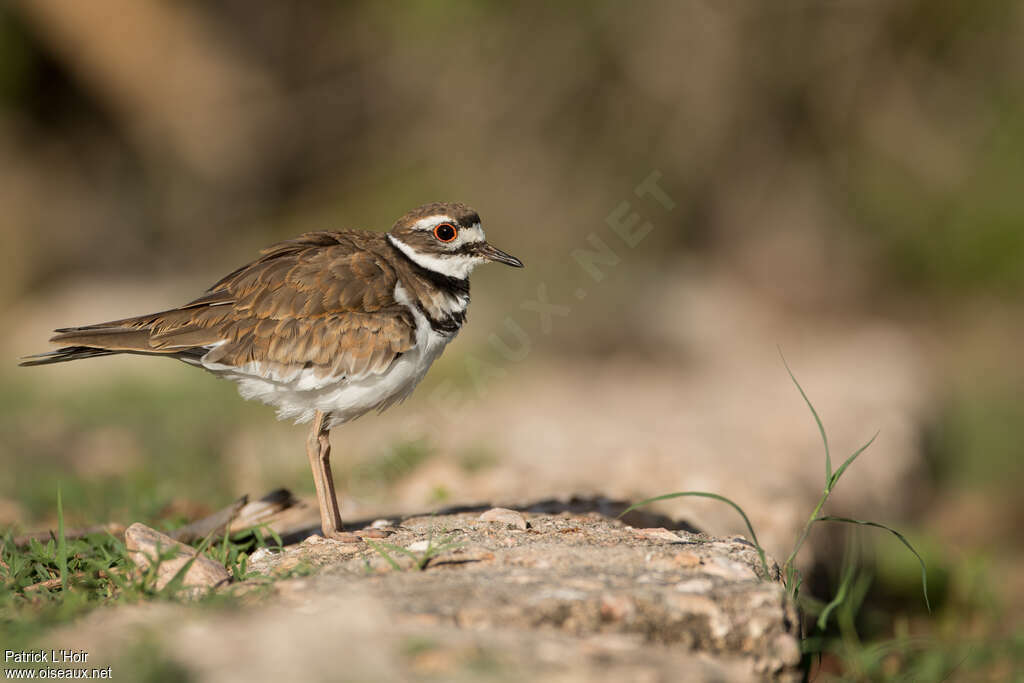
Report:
390,202,481,231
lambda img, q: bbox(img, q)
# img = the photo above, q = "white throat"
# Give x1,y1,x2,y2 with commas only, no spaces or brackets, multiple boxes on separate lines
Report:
387,234,481,280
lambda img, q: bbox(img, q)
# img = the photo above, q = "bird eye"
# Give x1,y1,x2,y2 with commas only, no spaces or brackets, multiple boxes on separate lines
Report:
433,223,457,242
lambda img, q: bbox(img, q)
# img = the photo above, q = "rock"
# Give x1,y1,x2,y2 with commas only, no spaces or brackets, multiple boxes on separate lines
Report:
124,522,230,596
478,507,528,530
249,510,801,680
57,510,802,681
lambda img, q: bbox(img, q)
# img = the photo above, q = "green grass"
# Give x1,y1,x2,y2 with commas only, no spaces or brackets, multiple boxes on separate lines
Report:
0,489,284,653
804,543,1023,681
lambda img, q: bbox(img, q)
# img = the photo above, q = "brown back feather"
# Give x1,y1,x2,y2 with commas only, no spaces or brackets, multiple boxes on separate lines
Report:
26,231,417,379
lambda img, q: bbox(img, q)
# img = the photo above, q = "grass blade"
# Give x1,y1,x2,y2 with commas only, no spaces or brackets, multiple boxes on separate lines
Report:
56,485,67,593
364,539,403,571
830,431,879,489
160,532,216,599
219,525,232,564
815,515,930,613
418,537,462,570
261,524,284,550
367,536,460,572
816,561,855,630
158,549,199,599
779,348,832,484
620,491,770,579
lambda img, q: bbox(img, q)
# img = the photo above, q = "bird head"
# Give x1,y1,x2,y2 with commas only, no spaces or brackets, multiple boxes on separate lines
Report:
388,202,524,279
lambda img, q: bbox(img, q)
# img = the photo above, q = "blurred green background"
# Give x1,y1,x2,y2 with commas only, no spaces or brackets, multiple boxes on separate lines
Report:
1,1,1022,678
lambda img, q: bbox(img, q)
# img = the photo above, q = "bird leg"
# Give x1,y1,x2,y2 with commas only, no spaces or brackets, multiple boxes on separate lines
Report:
305,410,358,542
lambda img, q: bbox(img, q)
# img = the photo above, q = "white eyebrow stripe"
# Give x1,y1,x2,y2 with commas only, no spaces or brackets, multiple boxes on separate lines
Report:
411,215,454,231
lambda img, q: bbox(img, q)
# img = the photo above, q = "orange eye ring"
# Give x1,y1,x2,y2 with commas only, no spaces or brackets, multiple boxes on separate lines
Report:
433,222,458,243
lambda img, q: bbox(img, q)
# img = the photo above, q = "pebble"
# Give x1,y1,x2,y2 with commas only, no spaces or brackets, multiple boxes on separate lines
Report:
478,507,528,530
249,547,273,564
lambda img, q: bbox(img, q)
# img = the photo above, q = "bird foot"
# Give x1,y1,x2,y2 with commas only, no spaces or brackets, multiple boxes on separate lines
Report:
353,528,392,539
319,528,392,543
323,531,362,544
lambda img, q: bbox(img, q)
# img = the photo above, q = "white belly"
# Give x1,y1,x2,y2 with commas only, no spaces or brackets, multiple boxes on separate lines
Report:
221,332,450,427
201,282,459,428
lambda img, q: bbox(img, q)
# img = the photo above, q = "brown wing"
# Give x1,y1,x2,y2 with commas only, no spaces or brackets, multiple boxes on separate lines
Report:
27,232,416,380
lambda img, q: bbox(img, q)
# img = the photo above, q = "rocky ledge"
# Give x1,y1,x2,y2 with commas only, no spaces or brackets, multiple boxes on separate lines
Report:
55,506,803,682
243,507,803,681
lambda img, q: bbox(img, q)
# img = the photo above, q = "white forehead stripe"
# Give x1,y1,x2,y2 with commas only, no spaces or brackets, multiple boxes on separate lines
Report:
387,234,484,280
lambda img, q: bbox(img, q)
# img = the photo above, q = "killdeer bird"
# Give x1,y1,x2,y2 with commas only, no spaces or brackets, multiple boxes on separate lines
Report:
20,202,524,541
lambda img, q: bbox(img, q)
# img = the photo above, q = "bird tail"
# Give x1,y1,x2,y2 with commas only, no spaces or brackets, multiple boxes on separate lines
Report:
18,289,236,368
18,323,164,367
19,346,120,366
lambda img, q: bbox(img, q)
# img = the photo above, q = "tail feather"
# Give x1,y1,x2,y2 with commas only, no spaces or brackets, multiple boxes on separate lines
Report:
48,327,155,351
20,323,187,368
19,346,119,367
21,296,232,369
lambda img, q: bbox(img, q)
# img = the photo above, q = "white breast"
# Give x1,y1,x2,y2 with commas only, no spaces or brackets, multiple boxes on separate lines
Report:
200,282,460,428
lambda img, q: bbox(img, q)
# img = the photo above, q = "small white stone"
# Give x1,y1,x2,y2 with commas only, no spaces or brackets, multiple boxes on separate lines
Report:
478,507,528,530
249,547,273,564
406,540,431,552
301,534,329,546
